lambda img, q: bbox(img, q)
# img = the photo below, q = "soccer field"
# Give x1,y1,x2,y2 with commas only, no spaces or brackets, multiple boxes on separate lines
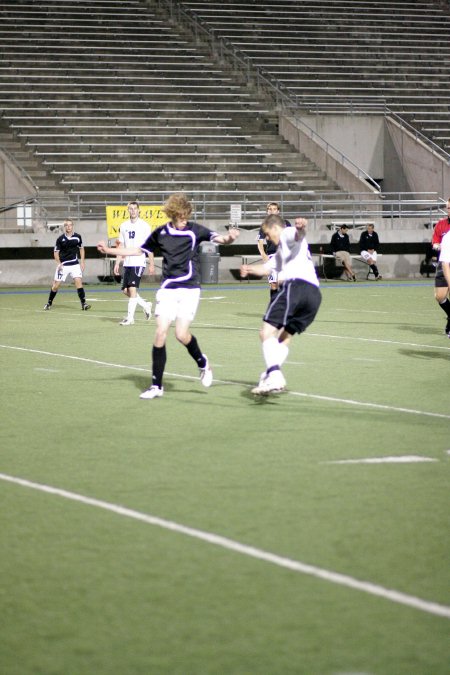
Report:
1,280,449,675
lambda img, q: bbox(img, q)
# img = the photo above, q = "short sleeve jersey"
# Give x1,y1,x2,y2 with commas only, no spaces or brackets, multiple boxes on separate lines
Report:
119,217,151,267
267,228,319,288
439,230,450,263
54,231,83,266
140,221,219,289
257,219,292,256
432,217,450,246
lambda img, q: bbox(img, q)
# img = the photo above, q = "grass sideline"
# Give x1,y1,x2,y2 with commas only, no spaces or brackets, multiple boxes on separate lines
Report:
1,279,449,675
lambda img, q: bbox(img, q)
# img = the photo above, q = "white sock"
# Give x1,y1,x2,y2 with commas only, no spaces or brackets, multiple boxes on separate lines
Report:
135,293,148,309
278,342,289,366
262,337,282,370
127,297,138,320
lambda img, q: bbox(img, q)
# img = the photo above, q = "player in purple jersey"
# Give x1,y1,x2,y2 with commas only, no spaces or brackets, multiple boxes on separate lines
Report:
98,193,239,399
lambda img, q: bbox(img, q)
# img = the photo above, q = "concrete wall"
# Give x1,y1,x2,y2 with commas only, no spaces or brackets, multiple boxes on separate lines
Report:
385,117,450,198
281,111,450,199
279,114,381,200
294,114,385,180
0,218,436,285
0,149,37,229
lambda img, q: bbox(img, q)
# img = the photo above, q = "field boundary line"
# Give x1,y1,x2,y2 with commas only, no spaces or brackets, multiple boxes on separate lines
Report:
1,472,449,620
196,323,450,351
1,344,449,420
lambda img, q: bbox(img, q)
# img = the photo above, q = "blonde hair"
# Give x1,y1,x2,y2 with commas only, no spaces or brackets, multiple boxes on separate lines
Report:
163,193,193,222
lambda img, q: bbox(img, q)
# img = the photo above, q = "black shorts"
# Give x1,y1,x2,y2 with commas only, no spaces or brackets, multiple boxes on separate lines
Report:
121,266,145,290
263,279,322,335
434,263,448,288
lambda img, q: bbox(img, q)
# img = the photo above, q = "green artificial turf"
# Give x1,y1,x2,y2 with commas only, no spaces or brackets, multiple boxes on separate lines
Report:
1,280,449,674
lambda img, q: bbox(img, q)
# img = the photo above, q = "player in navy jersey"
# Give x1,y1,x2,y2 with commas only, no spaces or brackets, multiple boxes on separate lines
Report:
257,202,292,301
359,224,382,280
44,218,91,311
241,215,321,395
98,193,239,399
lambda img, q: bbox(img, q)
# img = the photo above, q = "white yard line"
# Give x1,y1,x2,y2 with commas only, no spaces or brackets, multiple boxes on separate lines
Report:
1,344,449,420
196,323,450,351
306,331,450,351
324,456,438,464
0,472,449,620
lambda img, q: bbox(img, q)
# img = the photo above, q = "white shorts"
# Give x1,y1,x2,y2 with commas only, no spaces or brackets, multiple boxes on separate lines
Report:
360,250,378,263
54,264,82,282
155,287,201,322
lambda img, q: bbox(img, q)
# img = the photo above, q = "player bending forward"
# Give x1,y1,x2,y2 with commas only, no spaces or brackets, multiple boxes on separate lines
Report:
241,215,321,395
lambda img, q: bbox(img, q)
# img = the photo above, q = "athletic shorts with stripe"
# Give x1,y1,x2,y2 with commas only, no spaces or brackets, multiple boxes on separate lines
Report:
121,266,145,290
263,279,322,335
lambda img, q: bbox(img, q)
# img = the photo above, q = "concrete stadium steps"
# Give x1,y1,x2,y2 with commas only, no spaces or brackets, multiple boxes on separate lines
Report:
0,0,345,205
178,0,450,152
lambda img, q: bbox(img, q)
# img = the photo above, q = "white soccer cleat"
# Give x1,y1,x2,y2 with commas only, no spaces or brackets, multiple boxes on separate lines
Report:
119,318,135,325
250,371,269,394
251,369,286,395
199,355,213,387
143,302,152,320
139,385,164,400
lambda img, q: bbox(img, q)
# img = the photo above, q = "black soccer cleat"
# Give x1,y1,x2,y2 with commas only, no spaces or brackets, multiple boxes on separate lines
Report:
81,303,91,311
44,303,51,310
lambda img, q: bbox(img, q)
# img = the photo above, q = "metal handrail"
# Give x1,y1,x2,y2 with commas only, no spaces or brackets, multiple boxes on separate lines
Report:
0,192,446,231
154,0,449,170
155,0,381,191
0,144,40,194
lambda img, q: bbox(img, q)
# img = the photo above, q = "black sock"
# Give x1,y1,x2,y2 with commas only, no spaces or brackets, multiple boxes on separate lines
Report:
185,335,206,368
152,345,166,388
371,264,379,276
439,298,450,318
47,289,57,304
77,287,86,304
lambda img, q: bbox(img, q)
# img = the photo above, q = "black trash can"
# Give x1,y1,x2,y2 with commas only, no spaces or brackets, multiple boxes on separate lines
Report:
199,242,220,284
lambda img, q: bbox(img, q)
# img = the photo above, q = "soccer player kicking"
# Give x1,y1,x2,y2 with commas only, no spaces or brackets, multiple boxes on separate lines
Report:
241,215,321,395
97,193,239,399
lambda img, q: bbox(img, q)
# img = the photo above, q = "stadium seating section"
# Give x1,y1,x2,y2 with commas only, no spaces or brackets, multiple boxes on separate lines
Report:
0,0,449,218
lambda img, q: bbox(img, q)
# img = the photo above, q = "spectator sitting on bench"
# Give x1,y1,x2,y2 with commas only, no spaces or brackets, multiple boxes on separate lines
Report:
330,225,356,281
359,224,382,280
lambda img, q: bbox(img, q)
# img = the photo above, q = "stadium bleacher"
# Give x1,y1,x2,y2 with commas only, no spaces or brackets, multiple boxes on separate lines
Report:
0,0,345,218
179,0,450,151
0,0,448,228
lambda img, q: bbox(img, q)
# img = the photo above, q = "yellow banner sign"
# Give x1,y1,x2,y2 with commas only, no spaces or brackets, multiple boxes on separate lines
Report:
106,205,168,239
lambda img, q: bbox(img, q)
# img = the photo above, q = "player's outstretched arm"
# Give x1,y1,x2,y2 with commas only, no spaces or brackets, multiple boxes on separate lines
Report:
97,241,142,257
240,263,270,278
213,228,240,245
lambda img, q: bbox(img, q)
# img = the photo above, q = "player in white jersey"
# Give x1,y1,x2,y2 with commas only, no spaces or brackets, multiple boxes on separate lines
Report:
439,230,450,337
114,201,154,325
241,215,322,394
